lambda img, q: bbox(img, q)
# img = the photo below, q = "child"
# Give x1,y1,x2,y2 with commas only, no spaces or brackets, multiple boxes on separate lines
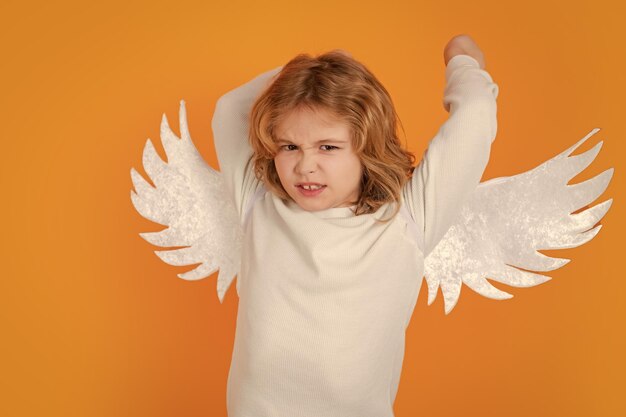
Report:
211,35,498,417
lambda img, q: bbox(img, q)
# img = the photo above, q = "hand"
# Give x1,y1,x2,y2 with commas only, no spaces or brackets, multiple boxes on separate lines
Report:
443,34,486,69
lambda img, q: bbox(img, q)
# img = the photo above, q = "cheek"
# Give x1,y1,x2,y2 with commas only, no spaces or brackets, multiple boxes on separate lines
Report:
273,156,285,175
343,156,363,182
273,156,291,183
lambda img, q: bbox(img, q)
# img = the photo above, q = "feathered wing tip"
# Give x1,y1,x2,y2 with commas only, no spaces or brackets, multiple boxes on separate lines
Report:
178,100,191,141
424,128,614,315
159,100,195,160
557,127,601,159
216,268,238,304
130,101,243,303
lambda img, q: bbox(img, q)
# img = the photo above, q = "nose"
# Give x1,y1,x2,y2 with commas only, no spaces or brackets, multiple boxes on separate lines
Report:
295,147,318,174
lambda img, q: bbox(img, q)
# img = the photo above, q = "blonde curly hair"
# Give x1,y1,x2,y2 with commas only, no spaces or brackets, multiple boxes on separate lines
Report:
248,50,416,222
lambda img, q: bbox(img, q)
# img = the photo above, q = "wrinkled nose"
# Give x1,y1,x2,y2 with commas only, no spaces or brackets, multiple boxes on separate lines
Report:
295,150,318,174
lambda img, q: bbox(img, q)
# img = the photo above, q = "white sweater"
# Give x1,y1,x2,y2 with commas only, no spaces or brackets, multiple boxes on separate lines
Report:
212,54,499,417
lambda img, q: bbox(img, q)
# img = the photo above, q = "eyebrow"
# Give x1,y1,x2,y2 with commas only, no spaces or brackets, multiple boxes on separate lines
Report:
276,138,348,144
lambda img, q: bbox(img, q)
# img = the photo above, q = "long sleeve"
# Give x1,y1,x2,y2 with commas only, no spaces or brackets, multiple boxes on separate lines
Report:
402,54,499,258
211,66,282,223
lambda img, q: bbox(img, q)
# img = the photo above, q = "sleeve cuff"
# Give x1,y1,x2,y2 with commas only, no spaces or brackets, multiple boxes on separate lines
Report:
445,54,481,82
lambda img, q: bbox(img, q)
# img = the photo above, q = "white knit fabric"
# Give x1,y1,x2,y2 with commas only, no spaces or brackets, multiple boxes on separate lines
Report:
212,54,499,417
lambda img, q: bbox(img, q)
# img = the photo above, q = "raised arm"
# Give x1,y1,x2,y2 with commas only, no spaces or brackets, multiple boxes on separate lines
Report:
402,39,499,258
211,66,282,222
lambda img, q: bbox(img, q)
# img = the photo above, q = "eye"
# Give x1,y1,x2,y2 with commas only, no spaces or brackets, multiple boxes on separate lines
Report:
280,144,298,151
320,145,339,151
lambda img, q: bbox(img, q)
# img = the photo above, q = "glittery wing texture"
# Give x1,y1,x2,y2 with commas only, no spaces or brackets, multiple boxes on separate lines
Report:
130,100,242,303
423,128,614,315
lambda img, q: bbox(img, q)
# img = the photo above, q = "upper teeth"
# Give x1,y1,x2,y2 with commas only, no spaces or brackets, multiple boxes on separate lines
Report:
302,185,323,190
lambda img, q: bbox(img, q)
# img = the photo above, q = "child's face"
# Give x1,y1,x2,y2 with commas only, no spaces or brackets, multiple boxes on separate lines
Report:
273,106,363,212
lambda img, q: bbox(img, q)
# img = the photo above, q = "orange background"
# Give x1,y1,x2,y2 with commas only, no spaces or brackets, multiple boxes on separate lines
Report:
1,0,624,416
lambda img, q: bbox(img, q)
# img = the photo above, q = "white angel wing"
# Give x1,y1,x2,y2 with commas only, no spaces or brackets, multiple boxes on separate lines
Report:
424,128,614,314
130,100,242,303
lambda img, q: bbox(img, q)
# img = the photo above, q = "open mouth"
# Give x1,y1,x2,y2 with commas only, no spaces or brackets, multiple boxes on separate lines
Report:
298,184,326,190
296,184,326,197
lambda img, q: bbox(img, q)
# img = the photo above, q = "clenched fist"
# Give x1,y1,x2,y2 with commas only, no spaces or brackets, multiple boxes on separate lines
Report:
444,34,486,69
